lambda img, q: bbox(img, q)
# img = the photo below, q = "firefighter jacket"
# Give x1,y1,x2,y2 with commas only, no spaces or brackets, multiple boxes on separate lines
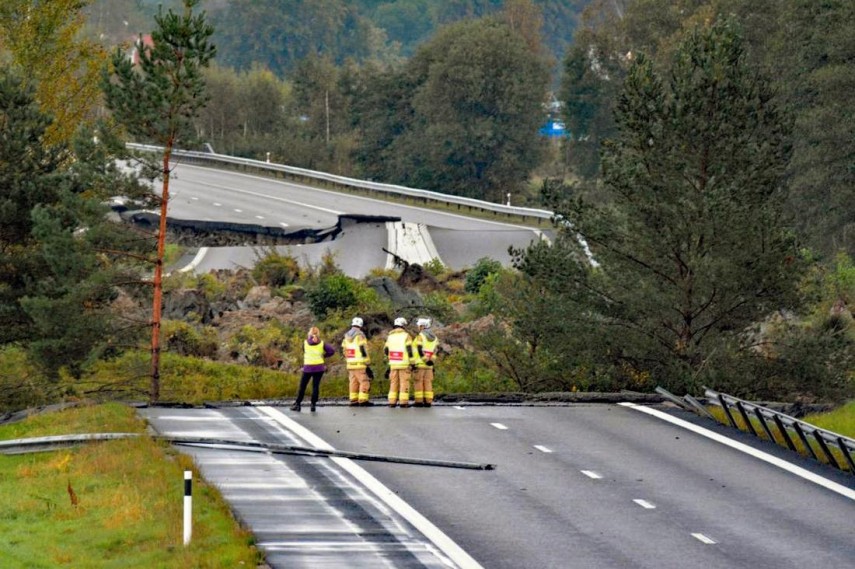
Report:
303,340,325,367
384,328,414,369
413,329,439,369
342,327,370,370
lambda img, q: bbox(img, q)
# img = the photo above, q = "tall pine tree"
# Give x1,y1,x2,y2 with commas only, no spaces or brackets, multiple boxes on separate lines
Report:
102,0,215,402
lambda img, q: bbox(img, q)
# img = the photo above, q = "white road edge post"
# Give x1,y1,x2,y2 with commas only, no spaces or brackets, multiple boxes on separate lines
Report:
183,470,192,546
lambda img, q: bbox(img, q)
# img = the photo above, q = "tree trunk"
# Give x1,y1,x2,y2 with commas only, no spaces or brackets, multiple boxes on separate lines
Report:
150,141,172,402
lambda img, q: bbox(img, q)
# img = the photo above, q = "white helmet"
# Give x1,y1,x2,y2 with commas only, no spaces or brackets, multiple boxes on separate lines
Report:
394,317,407,327
417,317,431,328
351,317,364,327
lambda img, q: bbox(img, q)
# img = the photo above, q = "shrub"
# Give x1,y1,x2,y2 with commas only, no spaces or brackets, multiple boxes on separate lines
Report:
252,252,301,287
464,257,503,294
308,273,359,317
228,323,289,367
422,292,457,324
162,320,218,357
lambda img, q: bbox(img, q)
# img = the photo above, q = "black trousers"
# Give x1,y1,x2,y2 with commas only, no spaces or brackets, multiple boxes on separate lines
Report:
295,371,324,406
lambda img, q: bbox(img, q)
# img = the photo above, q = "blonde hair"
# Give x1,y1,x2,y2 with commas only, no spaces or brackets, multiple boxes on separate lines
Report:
307,326,320,341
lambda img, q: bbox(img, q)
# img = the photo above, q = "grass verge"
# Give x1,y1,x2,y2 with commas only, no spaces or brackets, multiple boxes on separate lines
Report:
0,402,260,568
804,401,855,439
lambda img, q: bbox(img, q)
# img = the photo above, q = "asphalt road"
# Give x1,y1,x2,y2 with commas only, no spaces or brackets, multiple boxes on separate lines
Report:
140,403,855,569
160,163,547,274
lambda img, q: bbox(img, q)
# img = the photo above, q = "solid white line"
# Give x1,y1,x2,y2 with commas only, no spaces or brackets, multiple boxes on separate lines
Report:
633,499,656,509
177,247,209,274
534,445,553,453
619,403,855,502
257,406,483,569
692,533,717,544
490,423,508,431
581,470,602,479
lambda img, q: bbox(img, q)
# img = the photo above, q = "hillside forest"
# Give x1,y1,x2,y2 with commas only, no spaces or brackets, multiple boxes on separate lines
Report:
0,0,852,412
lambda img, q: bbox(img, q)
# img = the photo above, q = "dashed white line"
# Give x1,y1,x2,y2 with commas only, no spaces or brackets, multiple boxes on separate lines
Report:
633,499,656,509
692,533,717,544
580,470,602,479
213,202,222,206
255,215,264,220
534,445,553,453
234,208,242,213
191,196,198,200
454,406,466,410
280,222,289,227
490,423,508,430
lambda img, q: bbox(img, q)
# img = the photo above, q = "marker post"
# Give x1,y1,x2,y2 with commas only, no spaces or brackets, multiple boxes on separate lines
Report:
183,470,192,546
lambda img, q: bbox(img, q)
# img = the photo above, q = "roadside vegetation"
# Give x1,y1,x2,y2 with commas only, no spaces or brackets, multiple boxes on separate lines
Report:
0,403,259,568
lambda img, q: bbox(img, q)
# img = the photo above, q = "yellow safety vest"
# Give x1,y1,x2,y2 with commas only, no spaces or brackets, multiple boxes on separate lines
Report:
342,331,370,369
303,341,325,366
414,332,438,369
385,329,412,369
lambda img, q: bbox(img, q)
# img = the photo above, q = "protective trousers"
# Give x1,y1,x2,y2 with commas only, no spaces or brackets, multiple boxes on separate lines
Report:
413,368,434,405
348,369,371,404
388,368,411,407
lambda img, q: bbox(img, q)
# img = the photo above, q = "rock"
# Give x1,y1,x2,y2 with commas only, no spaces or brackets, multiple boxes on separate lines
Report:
163,289,214,324
368,276,422,310
243,285,272,308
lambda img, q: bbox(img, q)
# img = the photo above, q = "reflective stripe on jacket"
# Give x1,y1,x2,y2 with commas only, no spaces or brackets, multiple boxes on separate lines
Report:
414,332,438,369
342,328,370,369
304,340,325,367
385,328,413,369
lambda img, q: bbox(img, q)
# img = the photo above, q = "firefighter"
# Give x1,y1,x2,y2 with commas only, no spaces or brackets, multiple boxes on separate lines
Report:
342,317,374,406
412,317,439,407
384,316,414,408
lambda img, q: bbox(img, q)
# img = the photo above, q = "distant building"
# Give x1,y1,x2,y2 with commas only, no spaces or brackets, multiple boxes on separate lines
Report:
128,34,154,65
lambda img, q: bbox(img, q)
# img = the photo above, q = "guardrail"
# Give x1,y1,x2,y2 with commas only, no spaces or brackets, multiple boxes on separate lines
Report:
126,143,554,223
704,387,855,474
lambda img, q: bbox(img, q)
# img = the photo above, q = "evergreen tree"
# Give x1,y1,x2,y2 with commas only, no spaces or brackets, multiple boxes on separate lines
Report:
528,21,800,392
102,0,215,402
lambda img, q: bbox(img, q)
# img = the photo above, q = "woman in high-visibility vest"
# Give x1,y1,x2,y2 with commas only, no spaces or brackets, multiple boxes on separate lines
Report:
291,326,335,412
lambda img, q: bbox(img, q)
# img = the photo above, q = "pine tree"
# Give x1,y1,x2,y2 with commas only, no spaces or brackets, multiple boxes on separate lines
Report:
534,21,801,392
102,0,215,402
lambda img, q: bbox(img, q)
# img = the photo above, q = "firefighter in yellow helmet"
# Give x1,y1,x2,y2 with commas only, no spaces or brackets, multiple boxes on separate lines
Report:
342,317,374,406
412,317,439,407
384,316,414,408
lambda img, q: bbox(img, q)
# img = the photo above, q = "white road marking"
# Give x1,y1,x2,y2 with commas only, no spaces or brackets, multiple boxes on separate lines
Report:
177,247,209,273
193,178,344,215
255,215,264,220
280,222,289,227
213,202,221,206
692,533,717,544
234,208,242,213
454,406,466,410
619,403,855,502
191,196,198,200
257,406,483,569
581,470,602,479
534,445,553,453
633,499,656,509
490,423,508,430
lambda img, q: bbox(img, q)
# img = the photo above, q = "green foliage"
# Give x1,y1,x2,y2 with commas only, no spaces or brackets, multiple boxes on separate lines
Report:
307,274,360,318
805,401,855,439
162,320,218,358
252,251,301,287
227,323,289,368
464,257,504,294
423,258,446,277
0,345,50,413
421,292,457,324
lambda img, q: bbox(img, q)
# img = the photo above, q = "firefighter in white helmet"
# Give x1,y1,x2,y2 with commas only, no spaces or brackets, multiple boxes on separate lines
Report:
342,317,373,405
412,317,439,407
384,316,414,408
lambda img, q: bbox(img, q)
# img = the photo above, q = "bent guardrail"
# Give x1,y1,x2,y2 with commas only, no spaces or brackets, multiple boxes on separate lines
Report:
126,143,554,223
704,387,855,475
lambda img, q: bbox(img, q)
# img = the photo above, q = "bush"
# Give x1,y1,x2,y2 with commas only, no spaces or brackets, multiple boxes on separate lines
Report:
422,291,457,324
465,257,503,294
228,323,289,367
162,320,218,358
308,273,360,317
252,252,301,287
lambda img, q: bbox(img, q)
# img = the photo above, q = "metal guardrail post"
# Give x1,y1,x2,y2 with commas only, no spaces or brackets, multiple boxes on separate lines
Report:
735,401,758,437
812,432,840,470
718,394,739,429
837,438,855,473
772,414,798,452
792,423,819,461
753,408,776,442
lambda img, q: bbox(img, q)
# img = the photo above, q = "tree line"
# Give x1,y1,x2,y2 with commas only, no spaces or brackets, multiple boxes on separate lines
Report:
0,0,852,406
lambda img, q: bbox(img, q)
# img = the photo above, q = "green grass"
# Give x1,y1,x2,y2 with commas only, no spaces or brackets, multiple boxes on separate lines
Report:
0,403,259,568
804,401,855,439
